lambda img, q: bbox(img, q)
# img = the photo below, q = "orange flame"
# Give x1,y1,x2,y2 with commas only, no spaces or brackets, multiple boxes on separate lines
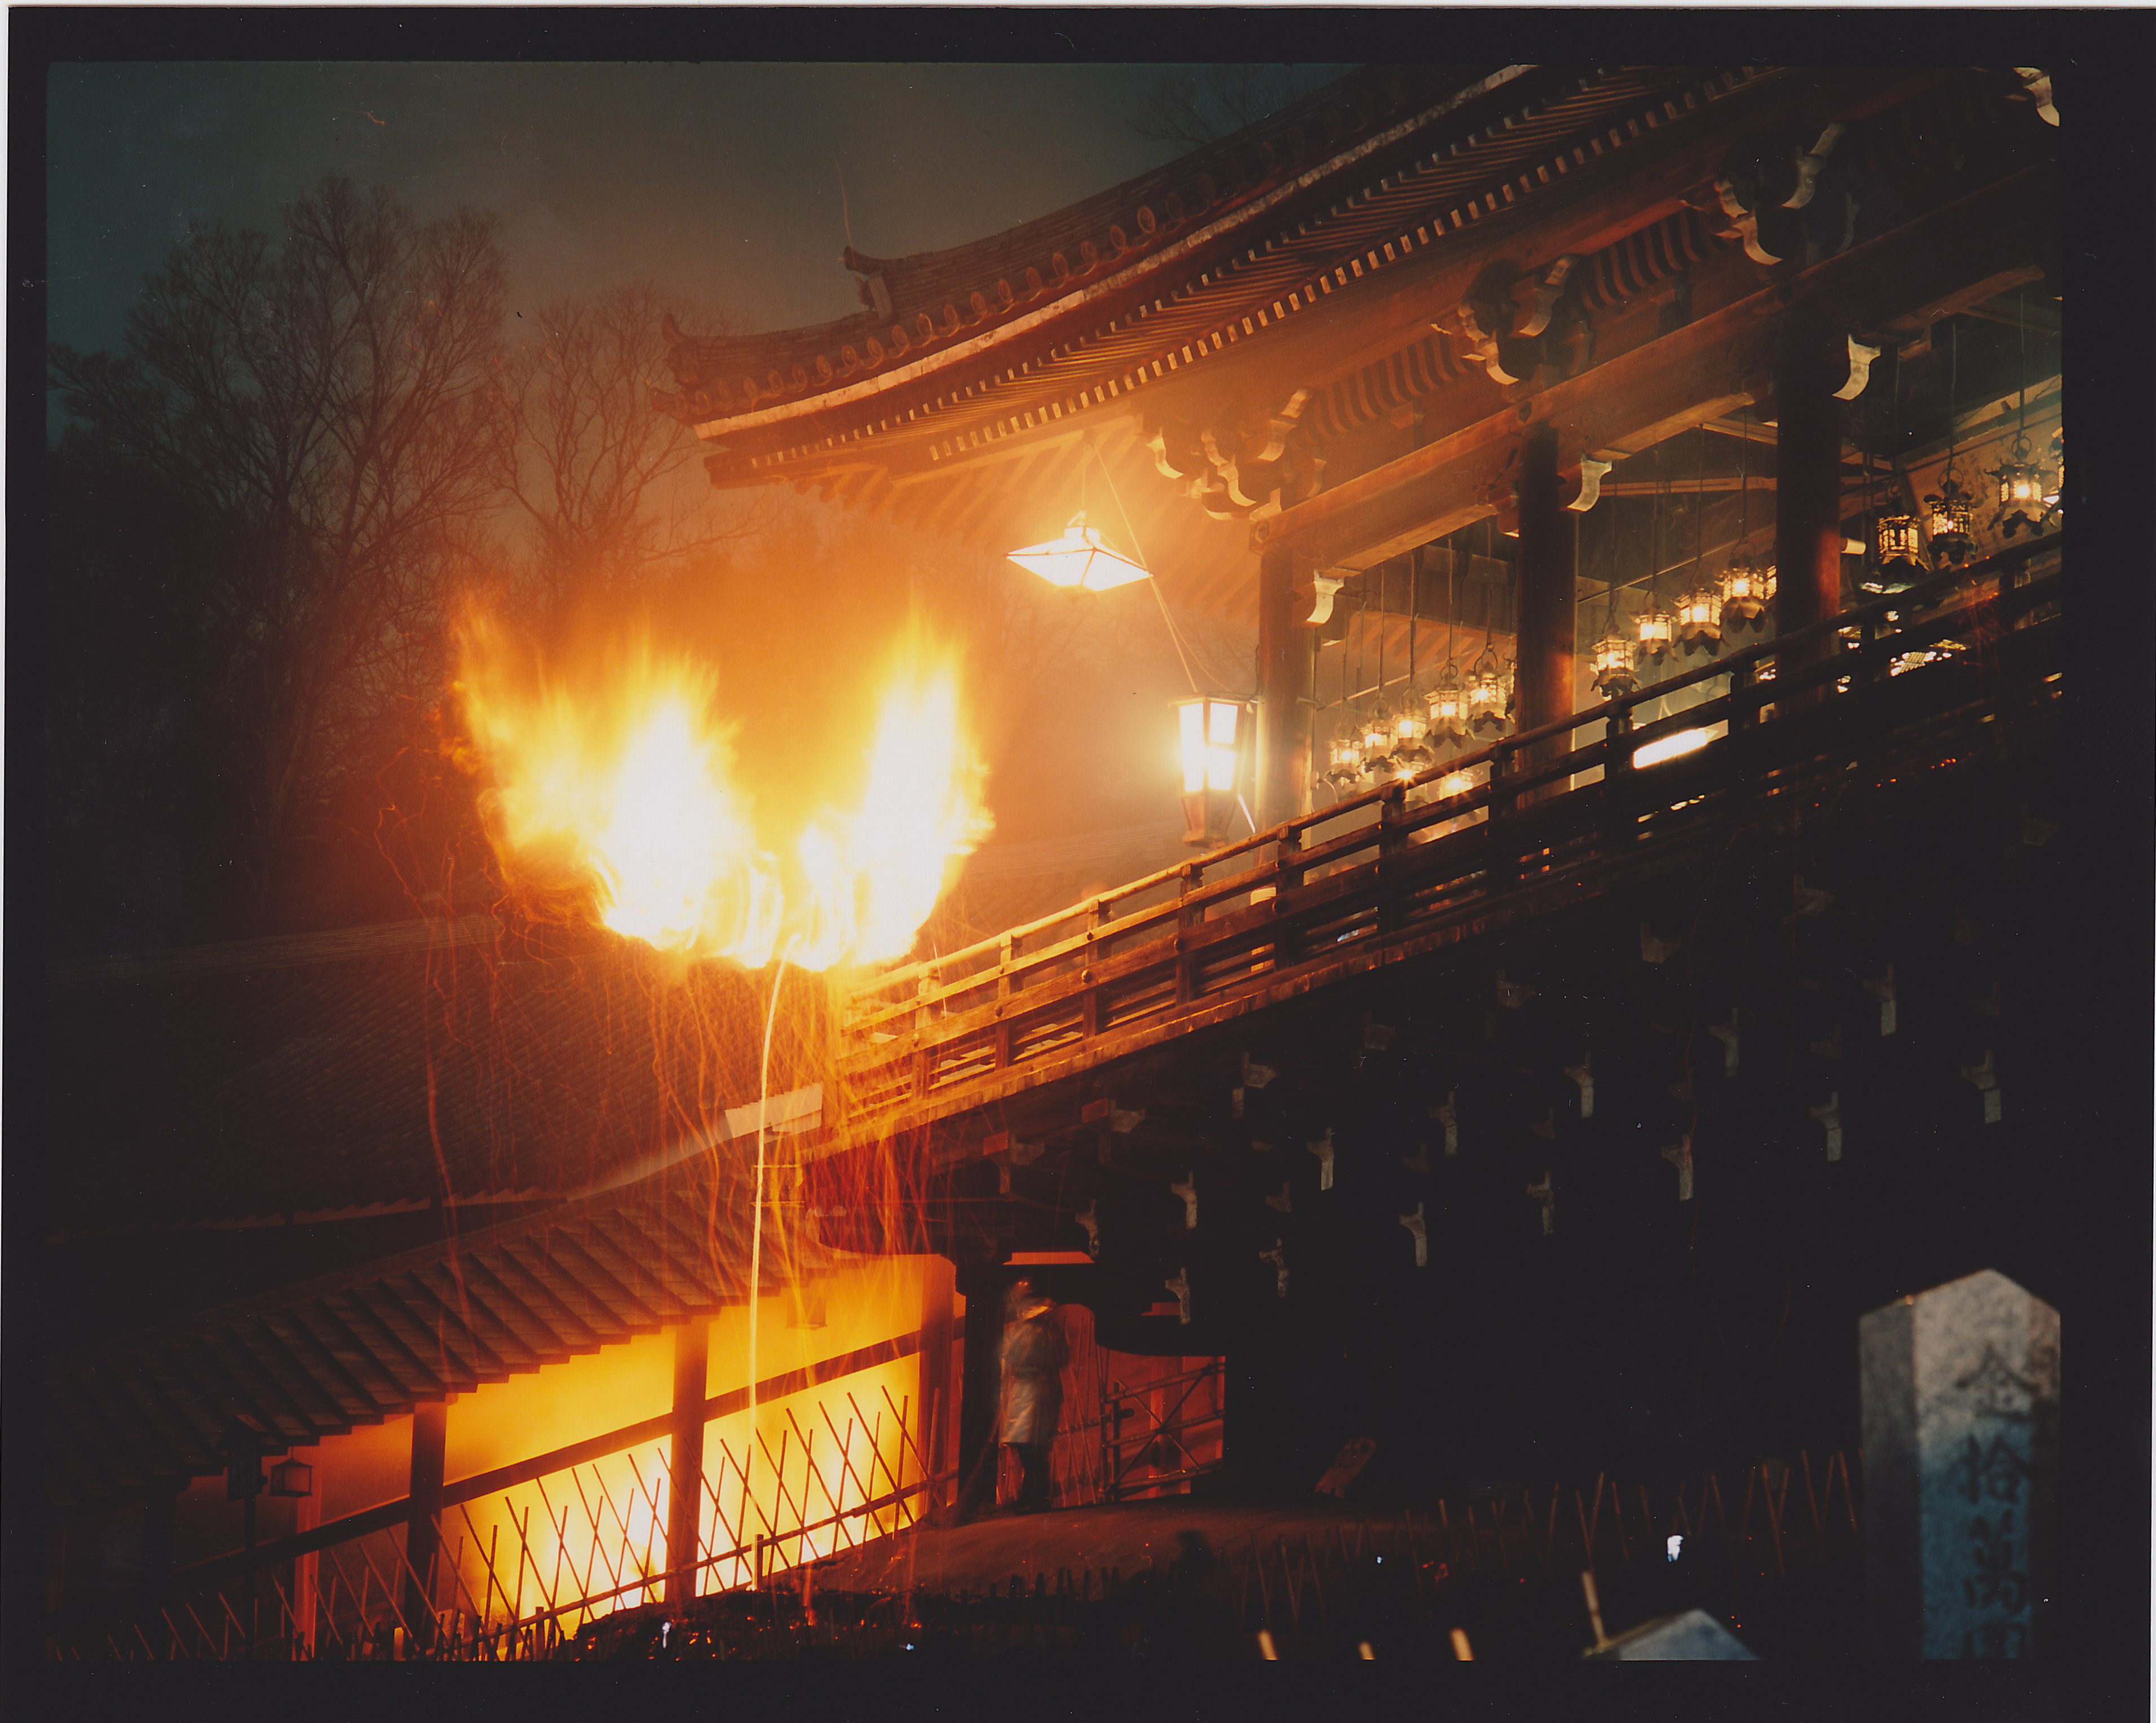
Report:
456,612,988,971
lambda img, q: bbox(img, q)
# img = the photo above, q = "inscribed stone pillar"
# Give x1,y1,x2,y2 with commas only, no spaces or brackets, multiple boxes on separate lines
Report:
1256,541,1314,829
1858,1269,2060,1659
665,1318,710,1603
1512,421,1575,793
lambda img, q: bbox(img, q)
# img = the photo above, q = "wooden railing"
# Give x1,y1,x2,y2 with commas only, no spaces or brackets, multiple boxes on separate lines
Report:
836,536,2061,1143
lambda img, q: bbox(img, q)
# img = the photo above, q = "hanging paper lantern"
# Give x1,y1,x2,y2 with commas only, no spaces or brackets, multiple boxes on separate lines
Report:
1636,605,1675,661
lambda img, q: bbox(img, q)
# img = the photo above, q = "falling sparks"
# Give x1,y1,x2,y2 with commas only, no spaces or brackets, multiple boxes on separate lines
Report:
454,611,989,971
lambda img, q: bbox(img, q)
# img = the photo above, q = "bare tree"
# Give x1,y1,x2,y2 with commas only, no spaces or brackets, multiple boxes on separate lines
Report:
48,176,509,926
496,282,761,622
1129,65,1308,151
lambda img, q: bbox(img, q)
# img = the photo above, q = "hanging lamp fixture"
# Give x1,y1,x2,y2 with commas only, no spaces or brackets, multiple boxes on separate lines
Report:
1636,454,1674,660
1988,289,2048,540
1675,430,1722,656
1588,505,1638,697
1718,407,1775,631
1874,346,1923,572
1006,456,1150,590
1465,524,1510,735
1425,549,1469,745
1923,321,1977,567
1466,637,1509,735
1389,554,1434,772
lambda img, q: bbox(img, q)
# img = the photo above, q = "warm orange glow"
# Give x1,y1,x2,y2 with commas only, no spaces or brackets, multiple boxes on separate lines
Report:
456,613,989,971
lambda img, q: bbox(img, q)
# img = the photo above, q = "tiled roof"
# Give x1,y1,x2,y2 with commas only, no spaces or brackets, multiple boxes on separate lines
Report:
42,916,799,1236
42,1160,818,1512
659,64,1489,425
666,64,1775,478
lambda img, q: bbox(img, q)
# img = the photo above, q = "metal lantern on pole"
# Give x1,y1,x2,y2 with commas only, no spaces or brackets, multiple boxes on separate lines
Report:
1175,695,1251,846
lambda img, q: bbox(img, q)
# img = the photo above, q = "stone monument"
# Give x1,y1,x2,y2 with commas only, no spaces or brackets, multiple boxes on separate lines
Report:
1858,1268,2059,1658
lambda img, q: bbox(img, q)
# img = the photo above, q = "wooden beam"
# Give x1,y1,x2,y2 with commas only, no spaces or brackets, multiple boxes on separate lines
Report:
1252,164,2055,573
1189,68,1959,416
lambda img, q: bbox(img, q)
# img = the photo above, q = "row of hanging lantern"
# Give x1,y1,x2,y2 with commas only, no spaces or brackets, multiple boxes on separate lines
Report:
1322,546,1513,794
1872,308,2062,575
1591,420,1782,692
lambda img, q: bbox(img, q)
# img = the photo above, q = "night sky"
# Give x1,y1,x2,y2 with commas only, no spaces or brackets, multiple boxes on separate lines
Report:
47,59,1350,356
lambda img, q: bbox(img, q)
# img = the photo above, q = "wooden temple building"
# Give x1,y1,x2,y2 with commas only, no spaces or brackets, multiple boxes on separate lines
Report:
34,62,2096,1662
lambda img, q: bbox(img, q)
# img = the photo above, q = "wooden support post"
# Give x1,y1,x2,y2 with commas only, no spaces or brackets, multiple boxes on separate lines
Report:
1256,541,1314,829
954,1265,1008,1521
1513,422,1575,802
665,1319,709,1604
1774,318,1848,698
401,1401,448,1650
918,1258,956,1518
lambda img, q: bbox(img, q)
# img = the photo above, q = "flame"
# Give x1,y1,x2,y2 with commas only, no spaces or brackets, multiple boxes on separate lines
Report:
456,612,988,971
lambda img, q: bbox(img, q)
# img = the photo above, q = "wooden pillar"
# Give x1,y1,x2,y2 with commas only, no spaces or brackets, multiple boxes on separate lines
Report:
1775,317,1848,679
665,1319,709,1604
142,1479,179,1597
1256,541,1314,829
1513,422,1575,790
917,1257,956,1518
401,1401,447,1647
954,1263,1007,1518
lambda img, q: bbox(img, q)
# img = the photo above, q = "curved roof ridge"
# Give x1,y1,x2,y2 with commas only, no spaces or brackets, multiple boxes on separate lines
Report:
661,65,1494,419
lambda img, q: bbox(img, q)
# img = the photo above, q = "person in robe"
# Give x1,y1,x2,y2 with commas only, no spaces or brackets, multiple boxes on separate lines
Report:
998,1279,1069,1513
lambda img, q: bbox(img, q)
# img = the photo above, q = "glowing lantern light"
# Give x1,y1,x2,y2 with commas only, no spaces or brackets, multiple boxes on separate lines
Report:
2042,428,2062,512
1175,695,1249,845
1360,700,1397,771
1675,582,1723,656
1007,511,1150,591
1924,466,1976,567
1388,693,1434,773
1633,725,1716,769
1718,552,1775,632
1636,605,1675,661
1466,646,1509,736
1591,627,1639,698
1324,723,1367,792
1425,663,1469,745
1875,511,1923,568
